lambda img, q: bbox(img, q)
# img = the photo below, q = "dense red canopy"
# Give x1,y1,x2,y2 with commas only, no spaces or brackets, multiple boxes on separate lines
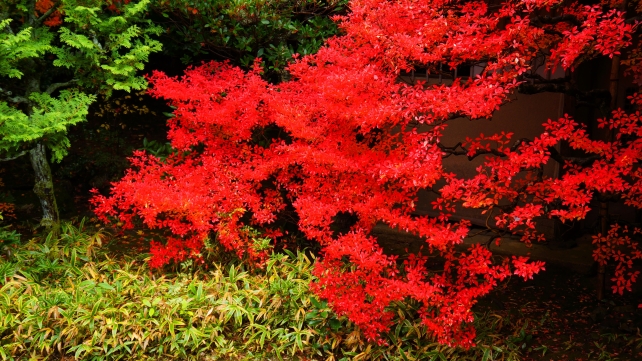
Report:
93,0,640,347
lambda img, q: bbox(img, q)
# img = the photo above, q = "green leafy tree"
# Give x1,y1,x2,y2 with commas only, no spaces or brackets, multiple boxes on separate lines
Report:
152,0,346,80
0,0,161,228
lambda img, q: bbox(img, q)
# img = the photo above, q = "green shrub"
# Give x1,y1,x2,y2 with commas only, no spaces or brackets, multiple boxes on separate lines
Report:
151,0,347,80
0,213,20,255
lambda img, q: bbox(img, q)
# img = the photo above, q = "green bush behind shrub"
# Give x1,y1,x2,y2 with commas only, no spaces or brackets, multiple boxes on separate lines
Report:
0,213,20,254
0,220,528,360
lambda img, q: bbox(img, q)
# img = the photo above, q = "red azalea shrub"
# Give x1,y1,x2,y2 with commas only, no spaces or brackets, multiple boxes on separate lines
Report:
92,0,640,347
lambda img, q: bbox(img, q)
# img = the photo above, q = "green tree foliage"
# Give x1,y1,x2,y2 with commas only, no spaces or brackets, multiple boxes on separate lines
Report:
0,0,162,228
151,0,346,80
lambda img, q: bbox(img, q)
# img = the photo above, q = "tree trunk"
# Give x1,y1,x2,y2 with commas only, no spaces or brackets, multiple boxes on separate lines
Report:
597,201,608,300
29,143,59,230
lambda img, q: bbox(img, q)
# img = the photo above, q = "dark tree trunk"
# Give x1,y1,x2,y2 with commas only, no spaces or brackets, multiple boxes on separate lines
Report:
29,143,59,230
597,201,608,300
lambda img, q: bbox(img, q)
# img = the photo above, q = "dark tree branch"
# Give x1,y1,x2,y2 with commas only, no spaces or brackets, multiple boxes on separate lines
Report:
0,86,13,97
532,14,582,27
547,146,601,166
0,151,28,162
45,79,78,95
519,79,612,110
542,29,565,37
519,82,569,94
8,95,28,104
522,73,570,84
438,141,468,157
519,74,572,94
438,138,531,160
0,86,28,104
36,1,61,25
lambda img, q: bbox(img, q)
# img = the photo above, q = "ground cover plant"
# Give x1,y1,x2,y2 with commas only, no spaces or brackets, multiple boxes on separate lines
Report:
474,263,642,361
93,0,642,350
0,218,579,360
0,220,325,360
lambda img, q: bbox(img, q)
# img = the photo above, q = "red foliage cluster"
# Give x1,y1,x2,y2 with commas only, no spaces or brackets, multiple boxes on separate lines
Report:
0,203,15,220
35,0,62,27
34,0,132,26
106,0,131,13
593,224,642,295
92,0,640,347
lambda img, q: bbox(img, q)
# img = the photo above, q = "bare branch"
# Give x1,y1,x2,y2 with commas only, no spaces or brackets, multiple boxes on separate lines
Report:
519,82,568,94
45,79,78,95
8,96,28,104
0,86,12,98
547,145,601,166
0,87,28,104
442,135,601,167
532,14,582,27
0,151,28,162
522,73,570,84
438,138,531,160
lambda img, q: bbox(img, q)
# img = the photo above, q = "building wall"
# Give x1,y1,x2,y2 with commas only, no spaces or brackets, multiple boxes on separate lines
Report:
412,91,566,238
398,55,636,239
